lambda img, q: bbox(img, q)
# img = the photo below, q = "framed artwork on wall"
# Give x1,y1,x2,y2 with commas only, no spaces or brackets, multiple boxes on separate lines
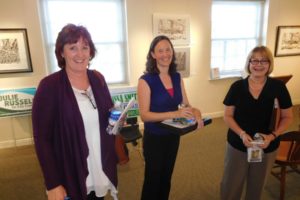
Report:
174,47,190,77
153,14,190,45
275,26,300,57
0,29,32,73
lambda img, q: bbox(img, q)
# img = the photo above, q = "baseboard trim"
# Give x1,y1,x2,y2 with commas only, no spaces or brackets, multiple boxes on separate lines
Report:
202,111,224,118
16,138,34,146
0,138,33,149
0,140,15,149
292,99,300,106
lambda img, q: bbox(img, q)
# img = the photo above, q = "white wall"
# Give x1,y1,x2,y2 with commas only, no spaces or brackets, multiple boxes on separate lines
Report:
0,0,46,148
266,0,300,106
126,0,300,116
0,0,300,148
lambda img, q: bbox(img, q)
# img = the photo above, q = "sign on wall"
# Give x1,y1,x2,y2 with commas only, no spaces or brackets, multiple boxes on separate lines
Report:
0,86,139,118
0,87,36,118
110,87,139,118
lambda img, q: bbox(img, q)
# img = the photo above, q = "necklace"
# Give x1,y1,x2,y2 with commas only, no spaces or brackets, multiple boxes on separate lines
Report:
249,76,267,85
249,77,267,88
248,77,267,98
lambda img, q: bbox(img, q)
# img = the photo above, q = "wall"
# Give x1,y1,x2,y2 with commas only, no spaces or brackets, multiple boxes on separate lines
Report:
126,0,300,115
0,0,47,148
0,0,300,148
267,0,300,105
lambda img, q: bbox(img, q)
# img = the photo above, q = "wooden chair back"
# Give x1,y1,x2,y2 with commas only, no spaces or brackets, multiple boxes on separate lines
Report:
276,131,300,164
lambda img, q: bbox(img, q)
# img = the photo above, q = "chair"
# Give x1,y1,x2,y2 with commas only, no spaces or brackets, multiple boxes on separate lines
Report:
271,131,300,200
119,117,144,160
272,74,293,84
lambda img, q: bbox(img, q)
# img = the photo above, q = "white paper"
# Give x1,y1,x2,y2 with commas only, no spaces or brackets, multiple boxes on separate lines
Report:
111,98,136,135
247,146,263,162
161,118,196,129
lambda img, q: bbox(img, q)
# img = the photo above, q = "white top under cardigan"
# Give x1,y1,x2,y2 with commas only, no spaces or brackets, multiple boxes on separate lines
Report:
73,86,118,200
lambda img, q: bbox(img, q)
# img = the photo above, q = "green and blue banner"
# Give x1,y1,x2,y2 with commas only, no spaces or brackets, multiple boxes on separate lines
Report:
0,86,139,118
110,87,139,118
0,87,36,118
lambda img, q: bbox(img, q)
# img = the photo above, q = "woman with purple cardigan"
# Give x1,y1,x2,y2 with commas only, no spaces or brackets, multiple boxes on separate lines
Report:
32,24,118,200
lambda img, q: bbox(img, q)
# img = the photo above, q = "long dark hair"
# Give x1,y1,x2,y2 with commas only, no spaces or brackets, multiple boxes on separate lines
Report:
55,24,96,68
145,35,177,74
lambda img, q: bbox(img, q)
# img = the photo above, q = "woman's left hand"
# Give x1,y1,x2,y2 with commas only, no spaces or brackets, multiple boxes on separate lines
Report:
258,133,274,149
196,118,204,129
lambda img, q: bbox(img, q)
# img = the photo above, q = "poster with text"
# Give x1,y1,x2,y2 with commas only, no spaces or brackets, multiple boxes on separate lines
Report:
0,87,36,117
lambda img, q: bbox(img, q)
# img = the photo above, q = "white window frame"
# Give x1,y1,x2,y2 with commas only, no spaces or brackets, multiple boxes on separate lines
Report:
39,0,128,84
210,0,267,79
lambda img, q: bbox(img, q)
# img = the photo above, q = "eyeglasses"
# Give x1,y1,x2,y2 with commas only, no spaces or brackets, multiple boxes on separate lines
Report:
249,59,270,65
81,91,97,109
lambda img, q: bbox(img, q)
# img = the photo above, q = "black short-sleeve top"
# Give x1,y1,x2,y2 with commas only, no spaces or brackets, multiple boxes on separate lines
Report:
223,76,292,153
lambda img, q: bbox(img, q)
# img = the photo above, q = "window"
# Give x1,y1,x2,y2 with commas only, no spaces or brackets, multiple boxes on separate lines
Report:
210,0,266,78
39,0,128,84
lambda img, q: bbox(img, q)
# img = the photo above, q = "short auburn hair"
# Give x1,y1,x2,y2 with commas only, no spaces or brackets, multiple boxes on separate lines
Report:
55,24,96,68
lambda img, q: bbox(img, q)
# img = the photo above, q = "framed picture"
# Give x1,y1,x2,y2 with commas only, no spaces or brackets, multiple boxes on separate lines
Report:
0,29,32,73
275,26,300,57
175,47,190,77
153,14,190,45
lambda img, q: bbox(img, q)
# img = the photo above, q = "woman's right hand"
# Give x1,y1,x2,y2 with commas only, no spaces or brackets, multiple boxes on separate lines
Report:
175,107,194,119
240,132,253,148
47,185,67,200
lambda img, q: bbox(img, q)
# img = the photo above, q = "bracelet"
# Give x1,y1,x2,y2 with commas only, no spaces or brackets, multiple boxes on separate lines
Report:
271,132,277,139
239,131,246,139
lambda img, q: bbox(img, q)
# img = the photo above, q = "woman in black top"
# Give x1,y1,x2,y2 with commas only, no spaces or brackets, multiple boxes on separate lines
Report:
220,46,293,200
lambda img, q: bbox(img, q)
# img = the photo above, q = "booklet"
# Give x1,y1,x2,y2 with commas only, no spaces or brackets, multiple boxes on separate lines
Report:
110,98,136,135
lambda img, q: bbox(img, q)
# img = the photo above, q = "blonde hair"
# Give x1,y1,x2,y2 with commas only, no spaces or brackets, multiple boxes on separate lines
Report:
244,46,274,75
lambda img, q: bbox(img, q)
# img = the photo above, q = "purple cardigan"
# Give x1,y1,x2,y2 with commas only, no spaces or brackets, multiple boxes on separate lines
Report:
32,69,117,200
